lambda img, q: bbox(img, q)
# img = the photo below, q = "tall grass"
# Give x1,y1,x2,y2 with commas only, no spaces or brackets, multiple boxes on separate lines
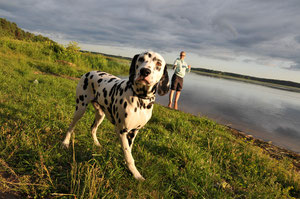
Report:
0,37,299,198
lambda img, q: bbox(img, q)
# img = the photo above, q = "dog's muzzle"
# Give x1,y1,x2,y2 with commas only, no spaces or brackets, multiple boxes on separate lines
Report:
136,68,151,84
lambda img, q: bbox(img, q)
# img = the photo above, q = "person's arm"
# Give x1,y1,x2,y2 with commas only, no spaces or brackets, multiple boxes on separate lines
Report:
186,65,191,73
173,59,178,70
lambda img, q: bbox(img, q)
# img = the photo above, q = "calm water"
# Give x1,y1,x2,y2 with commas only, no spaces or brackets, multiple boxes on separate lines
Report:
156,70,300,153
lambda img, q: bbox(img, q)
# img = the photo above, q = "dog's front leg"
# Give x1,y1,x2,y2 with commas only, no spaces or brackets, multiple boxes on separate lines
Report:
117,129,145,181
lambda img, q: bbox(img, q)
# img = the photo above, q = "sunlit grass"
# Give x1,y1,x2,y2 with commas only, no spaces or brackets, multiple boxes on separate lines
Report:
0,37,299,198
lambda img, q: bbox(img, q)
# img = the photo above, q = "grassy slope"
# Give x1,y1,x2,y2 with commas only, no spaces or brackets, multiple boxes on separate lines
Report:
0,37,299,198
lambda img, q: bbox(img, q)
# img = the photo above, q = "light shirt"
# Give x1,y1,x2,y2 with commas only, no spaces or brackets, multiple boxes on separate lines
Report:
173,58,190,78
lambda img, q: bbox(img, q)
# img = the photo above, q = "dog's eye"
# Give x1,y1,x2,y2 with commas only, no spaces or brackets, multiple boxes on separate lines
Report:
138,57,145,62
155,62,162,71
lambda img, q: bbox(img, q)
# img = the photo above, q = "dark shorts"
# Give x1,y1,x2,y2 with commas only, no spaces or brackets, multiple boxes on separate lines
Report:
171,74,183,91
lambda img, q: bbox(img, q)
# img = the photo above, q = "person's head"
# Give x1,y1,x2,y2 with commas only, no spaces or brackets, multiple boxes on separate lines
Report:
180,51,186,60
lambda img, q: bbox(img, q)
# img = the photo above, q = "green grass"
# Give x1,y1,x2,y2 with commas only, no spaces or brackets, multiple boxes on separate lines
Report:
0,37,299,198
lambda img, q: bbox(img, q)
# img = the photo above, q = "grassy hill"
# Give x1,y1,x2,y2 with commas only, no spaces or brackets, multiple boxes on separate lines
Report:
0,18,299,198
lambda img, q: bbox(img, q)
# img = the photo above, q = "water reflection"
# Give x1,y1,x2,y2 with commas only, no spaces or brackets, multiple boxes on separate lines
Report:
156,70,300,153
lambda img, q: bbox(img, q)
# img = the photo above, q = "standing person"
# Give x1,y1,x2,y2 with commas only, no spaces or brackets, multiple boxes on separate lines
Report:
168,51,191,110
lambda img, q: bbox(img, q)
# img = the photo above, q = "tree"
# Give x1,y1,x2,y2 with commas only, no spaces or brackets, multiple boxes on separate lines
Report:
66,41,80,52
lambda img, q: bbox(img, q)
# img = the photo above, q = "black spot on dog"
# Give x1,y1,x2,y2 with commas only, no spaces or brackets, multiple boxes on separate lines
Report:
76,98,79,104
120,99,123,105
82,103,85,106
104,99,108,105
125,81,131,92
90,75,94,79
124,101,127,109
103,88,107,98
109,84,117,97
91,83,96,94
125,113,128,118
97,79,103,83
85,72,90,78
118,118,121,123
112,105,116,114
76,106,78,111
97,72,106,76
134,107,137,112
119,88,123,96
108,78,116,83
83,78,89,90
107,107,115,124
79,95,84,101
127,129,137,146
147,102,154,109
120,128,128,134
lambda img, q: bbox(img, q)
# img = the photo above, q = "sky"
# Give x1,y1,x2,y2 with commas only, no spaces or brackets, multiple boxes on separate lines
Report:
1,0,300,83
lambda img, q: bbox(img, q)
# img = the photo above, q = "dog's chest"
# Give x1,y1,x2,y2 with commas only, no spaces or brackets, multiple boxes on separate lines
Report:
93,77,154,130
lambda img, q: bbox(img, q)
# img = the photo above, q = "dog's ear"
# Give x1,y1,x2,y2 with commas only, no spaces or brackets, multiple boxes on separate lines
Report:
157,65,170,96
129,54,139,83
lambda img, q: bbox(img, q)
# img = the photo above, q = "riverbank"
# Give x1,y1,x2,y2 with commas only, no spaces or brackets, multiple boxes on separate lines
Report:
225,125,300,170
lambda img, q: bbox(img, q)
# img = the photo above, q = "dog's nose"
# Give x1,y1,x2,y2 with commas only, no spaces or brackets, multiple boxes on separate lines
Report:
140,68,151,77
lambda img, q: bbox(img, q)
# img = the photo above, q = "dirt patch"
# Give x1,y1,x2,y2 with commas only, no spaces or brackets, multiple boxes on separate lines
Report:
33,71,80,81
56,60,76,67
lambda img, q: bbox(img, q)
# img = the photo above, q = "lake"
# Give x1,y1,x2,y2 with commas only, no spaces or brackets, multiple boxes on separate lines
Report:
156,70,300,153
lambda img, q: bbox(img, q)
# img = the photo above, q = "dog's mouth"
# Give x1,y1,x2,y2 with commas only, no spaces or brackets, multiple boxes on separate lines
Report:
136,76,151,85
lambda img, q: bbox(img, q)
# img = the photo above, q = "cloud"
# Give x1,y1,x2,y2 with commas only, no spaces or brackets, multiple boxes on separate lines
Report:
1,0,300,74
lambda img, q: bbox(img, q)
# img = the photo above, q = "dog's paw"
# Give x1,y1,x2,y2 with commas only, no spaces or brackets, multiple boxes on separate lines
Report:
135,175,145,181
94,140,101,147
62,141,70,149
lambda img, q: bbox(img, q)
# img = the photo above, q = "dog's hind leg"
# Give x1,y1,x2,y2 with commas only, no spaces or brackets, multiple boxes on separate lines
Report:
62,103,87,148
91,102,105,146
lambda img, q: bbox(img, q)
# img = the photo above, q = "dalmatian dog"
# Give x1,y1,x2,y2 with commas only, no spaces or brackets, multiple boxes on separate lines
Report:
62,51,169,181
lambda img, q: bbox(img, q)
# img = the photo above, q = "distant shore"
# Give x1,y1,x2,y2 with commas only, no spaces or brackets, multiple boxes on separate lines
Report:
189,67,300,93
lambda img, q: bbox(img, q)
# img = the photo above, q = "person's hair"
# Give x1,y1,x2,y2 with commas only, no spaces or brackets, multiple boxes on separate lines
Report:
180,51,185,56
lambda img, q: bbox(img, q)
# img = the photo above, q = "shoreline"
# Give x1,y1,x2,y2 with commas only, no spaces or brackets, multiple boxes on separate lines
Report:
161,104,300,171
225,125,300,171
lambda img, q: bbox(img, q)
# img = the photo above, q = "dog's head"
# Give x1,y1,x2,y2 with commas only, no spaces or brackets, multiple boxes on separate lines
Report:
129,52,169,98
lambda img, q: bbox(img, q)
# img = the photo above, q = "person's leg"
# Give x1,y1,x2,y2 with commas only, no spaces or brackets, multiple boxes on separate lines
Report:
168,89,175,108
174,91,181,110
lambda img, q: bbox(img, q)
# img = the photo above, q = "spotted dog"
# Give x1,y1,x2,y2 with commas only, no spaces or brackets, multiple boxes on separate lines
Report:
62,51,169,181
